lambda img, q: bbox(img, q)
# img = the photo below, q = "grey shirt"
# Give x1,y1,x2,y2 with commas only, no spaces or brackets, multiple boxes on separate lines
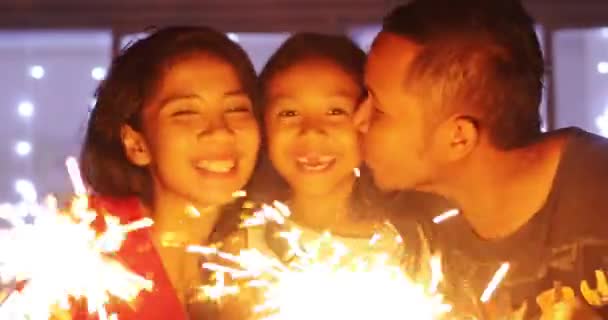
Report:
433,128,608,318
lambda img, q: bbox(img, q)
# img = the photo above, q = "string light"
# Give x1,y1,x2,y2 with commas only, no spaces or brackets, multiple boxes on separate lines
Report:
597,62,608,74
14,141,32,157
91,67,107,81
17,101,34,118
227,33,240,42
14,179,37,203
596,106,608,138
29,66,45,80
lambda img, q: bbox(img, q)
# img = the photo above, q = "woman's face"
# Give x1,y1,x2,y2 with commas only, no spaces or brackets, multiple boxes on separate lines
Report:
264,59,362,196
123,54,260,207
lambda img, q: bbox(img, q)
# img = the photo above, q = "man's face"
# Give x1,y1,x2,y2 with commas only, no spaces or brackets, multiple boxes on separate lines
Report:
355,32,442,192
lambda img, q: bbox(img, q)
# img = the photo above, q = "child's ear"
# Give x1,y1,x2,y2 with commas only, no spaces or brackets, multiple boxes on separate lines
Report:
121,125,151,166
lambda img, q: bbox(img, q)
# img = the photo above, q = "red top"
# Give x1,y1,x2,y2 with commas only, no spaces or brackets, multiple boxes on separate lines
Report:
72,197,189,320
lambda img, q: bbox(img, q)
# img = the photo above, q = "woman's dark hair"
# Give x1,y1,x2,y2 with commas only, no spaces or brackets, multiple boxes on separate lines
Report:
80,26,259,203
249,32,383,220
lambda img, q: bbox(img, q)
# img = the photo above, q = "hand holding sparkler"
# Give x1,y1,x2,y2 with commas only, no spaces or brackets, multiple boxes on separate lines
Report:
536,282,602,320
581,270,608,307
191,202,452,320
0,157,154,320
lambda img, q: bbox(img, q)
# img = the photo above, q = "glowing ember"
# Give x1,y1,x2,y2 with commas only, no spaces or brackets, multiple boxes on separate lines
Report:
480,262,510,303
232,190,248,198
0,157,154,319
192,202,452,320
432,209,460,224
429,254,443,294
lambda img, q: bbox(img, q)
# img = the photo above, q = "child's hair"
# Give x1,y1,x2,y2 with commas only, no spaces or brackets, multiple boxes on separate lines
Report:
258,32,366,99
80,26,259,203
250,32,383,220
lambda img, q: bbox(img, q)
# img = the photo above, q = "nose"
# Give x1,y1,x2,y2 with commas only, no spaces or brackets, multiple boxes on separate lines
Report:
198,114,234,142
353,98,372,133
299,115,328,136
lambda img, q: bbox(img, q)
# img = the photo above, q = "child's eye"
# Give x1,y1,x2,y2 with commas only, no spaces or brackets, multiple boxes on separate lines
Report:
278,110,298,117
226,105,252,114
327,108,348,116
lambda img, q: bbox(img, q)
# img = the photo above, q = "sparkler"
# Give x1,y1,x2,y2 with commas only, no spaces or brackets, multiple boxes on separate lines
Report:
0,157,154,320
191,201,452,320
432,209,460,224
480,262,510,303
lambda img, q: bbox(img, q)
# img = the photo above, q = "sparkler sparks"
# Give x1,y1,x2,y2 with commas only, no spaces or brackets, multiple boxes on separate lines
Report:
432,209,460,224
0,157,154,320
192,202,452,320
480,262,510,303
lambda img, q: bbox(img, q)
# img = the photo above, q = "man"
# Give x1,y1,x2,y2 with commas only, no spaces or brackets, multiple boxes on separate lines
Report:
354,0,608,318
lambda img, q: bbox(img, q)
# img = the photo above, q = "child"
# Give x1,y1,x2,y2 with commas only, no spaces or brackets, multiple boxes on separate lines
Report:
248,33,407,265
75,26,260,319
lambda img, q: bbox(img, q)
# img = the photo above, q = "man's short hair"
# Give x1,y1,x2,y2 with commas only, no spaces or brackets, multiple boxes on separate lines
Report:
383,0,544,149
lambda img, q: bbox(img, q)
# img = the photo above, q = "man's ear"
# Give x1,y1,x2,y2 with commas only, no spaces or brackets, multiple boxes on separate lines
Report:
439,115,479,161
121,125,151,166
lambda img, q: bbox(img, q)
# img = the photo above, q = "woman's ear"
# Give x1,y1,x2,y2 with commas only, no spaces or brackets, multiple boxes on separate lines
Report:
121,124,151,166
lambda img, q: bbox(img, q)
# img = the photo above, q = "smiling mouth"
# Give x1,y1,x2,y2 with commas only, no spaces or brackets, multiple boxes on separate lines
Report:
195,159,236,173
296,155,336,172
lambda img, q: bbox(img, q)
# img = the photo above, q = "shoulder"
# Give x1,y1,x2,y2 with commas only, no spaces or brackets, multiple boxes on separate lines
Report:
89,196,145,223
547,129,608,239
554,129,608,190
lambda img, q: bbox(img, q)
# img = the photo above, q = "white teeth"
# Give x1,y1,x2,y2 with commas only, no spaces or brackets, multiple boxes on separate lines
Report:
301,162,331,171
197,160,235,173
296,155,335,171
296,156,335,164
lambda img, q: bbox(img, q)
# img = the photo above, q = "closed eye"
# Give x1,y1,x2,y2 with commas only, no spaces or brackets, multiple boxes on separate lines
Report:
226,105,252,114
171,109,199,117
278,109,298,117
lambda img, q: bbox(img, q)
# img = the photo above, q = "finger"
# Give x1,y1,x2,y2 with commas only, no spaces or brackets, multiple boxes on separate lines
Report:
581,279,602,306
595,270,608,295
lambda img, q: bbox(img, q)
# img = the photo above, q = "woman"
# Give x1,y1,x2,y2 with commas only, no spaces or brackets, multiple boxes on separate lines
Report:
74,26,260,319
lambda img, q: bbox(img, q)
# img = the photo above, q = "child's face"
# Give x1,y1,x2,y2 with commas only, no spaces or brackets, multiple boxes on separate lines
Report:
265,59,362,196
123,54,260,207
